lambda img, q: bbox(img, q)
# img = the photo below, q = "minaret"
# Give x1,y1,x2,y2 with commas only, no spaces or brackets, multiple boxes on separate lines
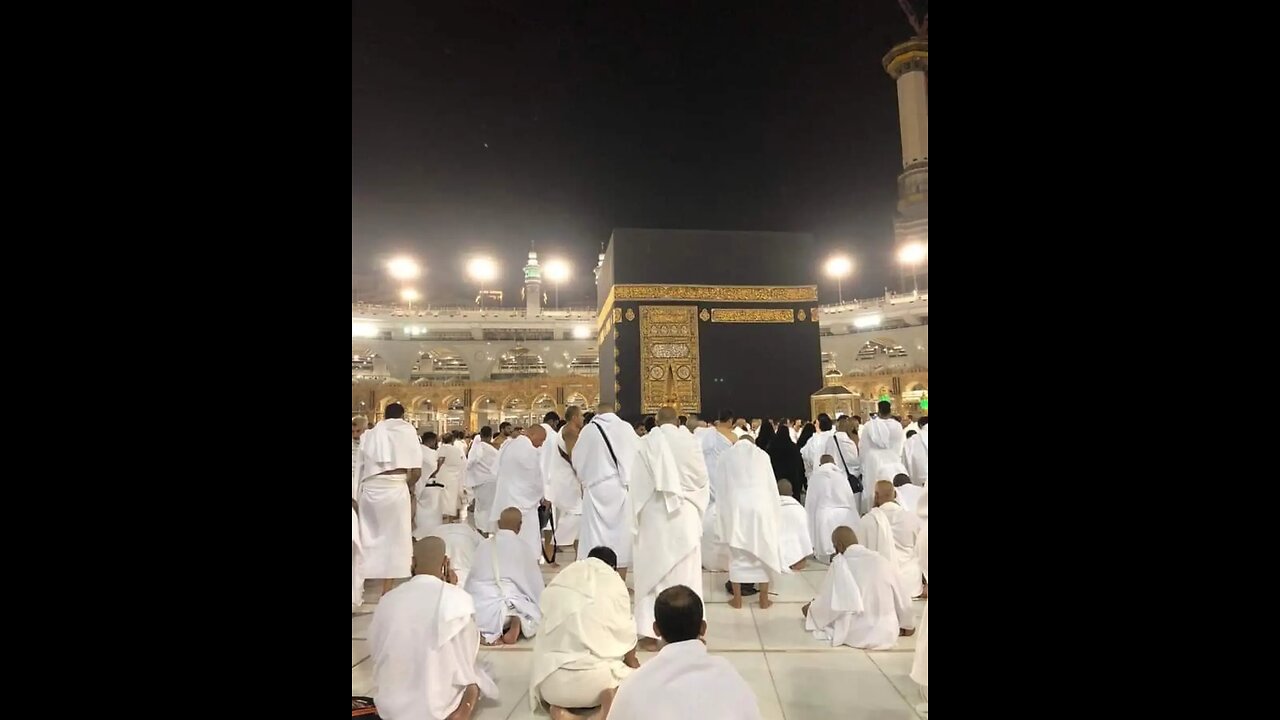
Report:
883,36,928,288
523,248,542,316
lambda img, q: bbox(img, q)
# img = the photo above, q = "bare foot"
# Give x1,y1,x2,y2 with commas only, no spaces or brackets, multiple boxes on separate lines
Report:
501,617,522,645
548,706,576,720
759,597,773,609
728,596,744,609
790,559,808,571
446,684,480,720
596,686,618,720
637,637,661,652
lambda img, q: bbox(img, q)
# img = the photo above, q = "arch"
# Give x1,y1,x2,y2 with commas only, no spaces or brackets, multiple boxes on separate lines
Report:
502,394,532,426
473,395,500,432
532,394,557,420
566,392,588,409
442,395,466,431
410,396,437,429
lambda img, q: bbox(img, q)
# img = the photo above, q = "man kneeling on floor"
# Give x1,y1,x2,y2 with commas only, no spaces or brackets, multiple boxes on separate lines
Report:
802,525,915,650
369,536,498,720
529,546,640,720
608,585,762,720
464,507,545,645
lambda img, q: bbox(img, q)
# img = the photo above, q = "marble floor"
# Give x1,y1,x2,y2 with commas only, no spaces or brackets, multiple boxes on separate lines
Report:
352,549,927,720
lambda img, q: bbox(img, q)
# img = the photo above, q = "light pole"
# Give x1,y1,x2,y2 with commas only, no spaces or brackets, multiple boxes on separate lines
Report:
897,241,927,295
824,255,853,304
387,256,421,306
467,256,498,306
544,258,570,310
400,287,420,311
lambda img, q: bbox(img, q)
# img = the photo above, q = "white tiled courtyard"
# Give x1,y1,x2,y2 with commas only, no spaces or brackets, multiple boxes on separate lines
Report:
352,549,927,720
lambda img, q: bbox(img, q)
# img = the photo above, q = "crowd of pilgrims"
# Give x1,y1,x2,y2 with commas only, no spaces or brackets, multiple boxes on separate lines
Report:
352,402,929,720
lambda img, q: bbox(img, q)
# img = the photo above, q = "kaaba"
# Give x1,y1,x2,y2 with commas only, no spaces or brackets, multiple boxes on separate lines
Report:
596,228,821,424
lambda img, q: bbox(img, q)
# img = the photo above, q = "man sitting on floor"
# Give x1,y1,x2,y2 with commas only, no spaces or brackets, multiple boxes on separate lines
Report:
802,526,915,650
529,547,640,720
608,585,762,720
860,478,923,598
463,507,545,645
369,536,497,720
776,479,814,571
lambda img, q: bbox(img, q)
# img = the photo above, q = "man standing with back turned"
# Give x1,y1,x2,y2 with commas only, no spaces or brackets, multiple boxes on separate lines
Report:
629,407,710,650
572,404,639,579
355,403,423,597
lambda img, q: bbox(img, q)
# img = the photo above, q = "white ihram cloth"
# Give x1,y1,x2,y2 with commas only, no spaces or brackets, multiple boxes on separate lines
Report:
860,417,906,512
789,426,800,443
630,425,710,638
536,423,557,495
717,441,786,584
609,640,762,720
428,524,482,588
465,441,500,534
805,544,915,649
904,425,928,486
861,501,922,597
435,442,466,517
894,482,924,514
370,575,498,720
352,438,361,501
352,507,364,606
911,484,928,689
464,529,545,642
488,435,545,561
356,419,423,579
804,463,860,563
542,427,582,546
824,431,861,492
802,429,834,481
529,558,635,712
778,496,814,568
572,414,639,567
698,429,734,571
414,445,445,541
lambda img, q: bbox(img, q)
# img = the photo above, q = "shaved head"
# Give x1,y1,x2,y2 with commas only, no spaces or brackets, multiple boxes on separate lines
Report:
777,479,794,497
499,507,523,532
832,525,858,554
893,473,912,487
820,454,835,465
656,406,679,426
526,424,547,448
873,480,896,507
413,536,447,579
597,403,615,414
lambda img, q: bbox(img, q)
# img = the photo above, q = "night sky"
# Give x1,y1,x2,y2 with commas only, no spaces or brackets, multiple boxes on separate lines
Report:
353,1,918,306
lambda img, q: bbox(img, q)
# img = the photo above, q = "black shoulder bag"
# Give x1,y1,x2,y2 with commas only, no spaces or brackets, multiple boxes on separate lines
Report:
833,435,862,495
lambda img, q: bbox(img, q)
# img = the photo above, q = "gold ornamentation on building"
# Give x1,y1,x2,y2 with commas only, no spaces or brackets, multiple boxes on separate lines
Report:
797,309,807,321
613,308,623,324
614,284,818,303
699,308,710,322
596,322,613,348
640,305,700,413
624,308,636,322
650,343,690,358
709,308,796,323
811,307,819,321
